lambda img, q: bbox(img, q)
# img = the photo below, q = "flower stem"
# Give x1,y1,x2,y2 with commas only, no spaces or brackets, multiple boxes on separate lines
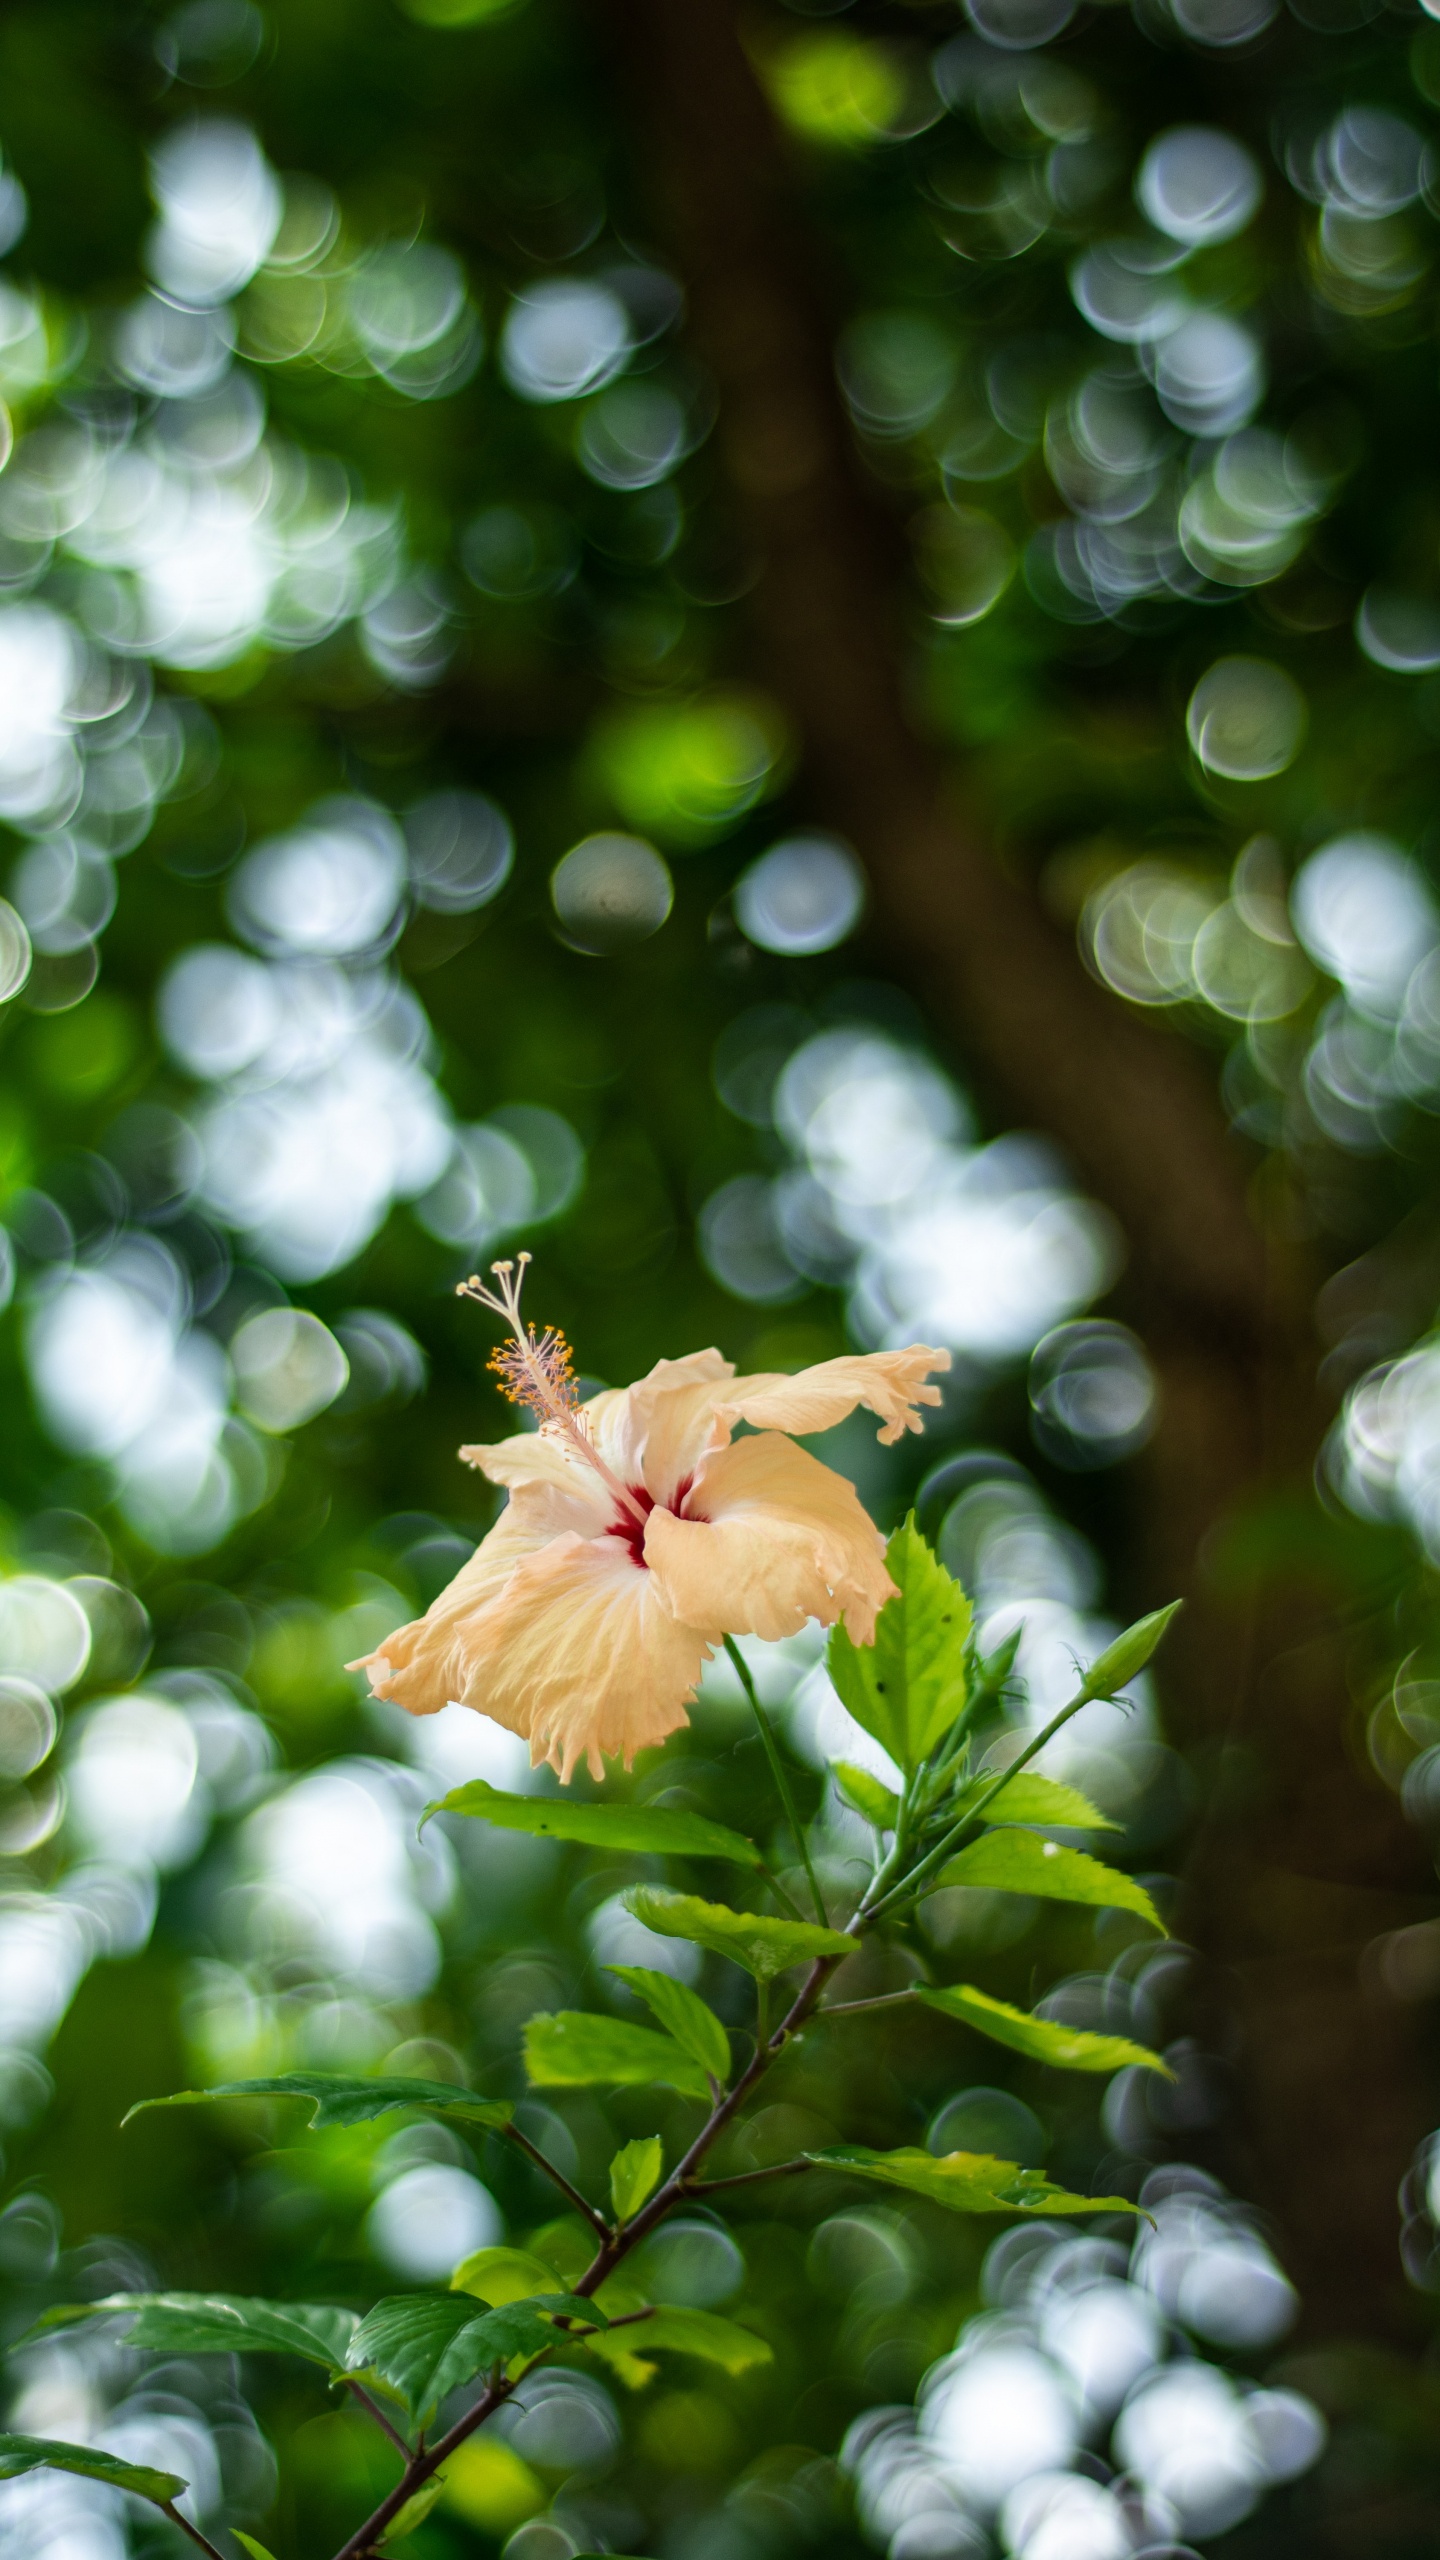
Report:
723,1633,827,1927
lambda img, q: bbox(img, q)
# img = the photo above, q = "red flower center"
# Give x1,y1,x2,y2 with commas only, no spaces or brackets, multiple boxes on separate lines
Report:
608,1474,695,1568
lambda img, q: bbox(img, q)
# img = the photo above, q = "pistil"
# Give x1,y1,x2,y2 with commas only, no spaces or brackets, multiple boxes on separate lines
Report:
459,1255,651,1533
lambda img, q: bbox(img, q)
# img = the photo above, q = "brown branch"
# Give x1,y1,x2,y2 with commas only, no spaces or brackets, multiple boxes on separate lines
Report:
500,2119,611,2238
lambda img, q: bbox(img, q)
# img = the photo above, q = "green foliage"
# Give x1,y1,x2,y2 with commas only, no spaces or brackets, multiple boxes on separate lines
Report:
605,1966,732,2082
451,2246,565,2305
22,2294,358,2368
810,2146,1145,2219
423,1781,762,1865
827,1516,972,1769
940,1830,1165,1932
953,1772,1116,1831
619,2307,771,2374
833,1761,901,1829
346,2294,604,2420
381,2475,449,2542
123,2074,514,2132
623,1887,860,1981
234,2537,281,2560
523,2011,711,2099
916,1985,1171,2076
609,2137,664,2224
0,2433,186,2506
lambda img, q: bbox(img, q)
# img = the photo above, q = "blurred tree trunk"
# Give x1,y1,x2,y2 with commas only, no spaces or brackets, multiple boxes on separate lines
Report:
595,0,1437,2344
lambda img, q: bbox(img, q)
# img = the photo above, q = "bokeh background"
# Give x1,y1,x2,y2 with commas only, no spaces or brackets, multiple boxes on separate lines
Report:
2,0,1440,2553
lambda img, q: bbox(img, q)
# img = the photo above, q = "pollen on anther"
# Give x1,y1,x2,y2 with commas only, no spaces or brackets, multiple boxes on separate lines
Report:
488,1323,580,1423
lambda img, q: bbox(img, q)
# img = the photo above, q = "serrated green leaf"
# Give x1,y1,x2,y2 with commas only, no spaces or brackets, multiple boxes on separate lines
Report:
523,2011,710,2100
916,1984,1172,2076
808,2144,1145,2219
610,2136,663,2224
623,1888,858,1983
0,2432,186,2506
605,1965,731,2082
18,2294,358,2368
939,1830,1164,1932
1079,1602,1182,1702
347,2294,601,2421
123,2073,513,2134
827,1516,971,1769
451,2246,563,2306
833,1762,900,1829
955,1772,1117,1831
235,2537,280,2560
421,1780,761,1866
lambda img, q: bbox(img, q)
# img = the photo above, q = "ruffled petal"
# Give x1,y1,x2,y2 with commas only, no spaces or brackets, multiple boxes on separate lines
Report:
587,1349,736,1500
351,1501,553,1716
460,1428,614,1533
455,1532,713,1780
714,1346,950,1447
645,1431,896,1644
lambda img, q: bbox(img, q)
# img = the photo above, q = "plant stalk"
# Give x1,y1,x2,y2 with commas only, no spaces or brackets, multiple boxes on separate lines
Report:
723,1633,827,1925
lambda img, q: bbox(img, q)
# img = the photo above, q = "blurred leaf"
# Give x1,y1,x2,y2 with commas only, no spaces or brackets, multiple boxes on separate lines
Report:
20,2294,357,2367
955,1773,1116,1831
381,2475,449,2542
423,1781,761,1865
809,2145,1145,2217
124,2074,514,2133
523,2011,711,2099
609,2136,664,2223
588,2306,771,2375
939,1830,1164,1931
451,2246,563,2306
917,1985,1172,2075
623,1888,858,1982
833,1762,900,1828
1080,1603,1182,1702
0,2432,186,2505
234,2538,280,2560
828,1517,971,1769
605,1964,731,2081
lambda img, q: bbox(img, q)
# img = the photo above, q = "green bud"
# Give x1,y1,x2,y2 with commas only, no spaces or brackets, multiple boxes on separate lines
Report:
1080,1601,1182,1702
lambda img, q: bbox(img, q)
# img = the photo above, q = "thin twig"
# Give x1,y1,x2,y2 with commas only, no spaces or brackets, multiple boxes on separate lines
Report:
819,1988,921,2018
861,1678,1100,1925
501,2119,611,2237
343,2379,411,2454
682,2158,813,2195
723,1634,827,1926
160,2505,229,2560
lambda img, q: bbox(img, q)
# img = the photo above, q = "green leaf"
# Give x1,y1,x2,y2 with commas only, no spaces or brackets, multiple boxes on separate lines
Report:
1079,1602,1182,1702
623,1887,859,1983
451,2246,564,2306
347,2294,601,2420
631,2307,772,2371
0,2432,186,2506
605,1964,731,2082
833,1762,900,1829
827,1515,971,1769
383,2475,448,2542
939,1830,1164,1932
955,1772,1116,1831
589,2307,772,2375
523,2011,711,2100
808,2145,1145,2219
610,2136,664,2223
235,2538,280,2560
19,2294,358,2368
123,2073,514,2134
420,1780,761,1866
916,1984,1172,2076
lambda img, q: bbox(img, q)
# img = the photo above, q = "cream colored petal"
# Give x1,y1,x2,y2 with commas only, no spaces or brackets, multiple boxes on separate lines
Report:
586,1350,736,1498
351,1502,552,1717
460,1427,613,1525
714,1345,951,1447
456,1531,712,1781
645,1431,896,1645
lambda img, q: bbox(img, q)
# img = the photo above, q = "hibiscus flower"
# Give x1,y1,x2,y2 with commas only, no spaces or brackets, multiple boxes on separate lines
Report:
356,1258,949,1780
